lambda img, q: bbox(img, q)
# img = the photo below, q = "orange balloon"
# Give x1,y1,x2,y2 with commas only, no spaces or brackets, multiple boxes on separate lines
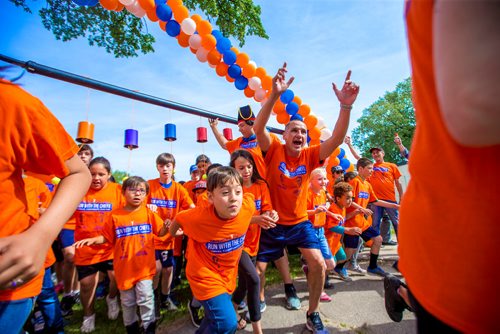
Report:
207,49,222,65
138,0,155,11
158,20,167,31
332,146,341,157
277,113,290,125
215,62,228,77
298,104,311,117
168,0,183,10
146,9,159,22
191,14,203,24
173,5,189,22
309,127,321,140
303,115,318,130
244,87,255,98
197,20,212,35
273,100,286,114
113,2,124,11
347,164,355,172
201,34,216,51
230,46,239,55
242,63,256,78
99,0,119,10
235,52,250,67
189,47,197,54
255,67,267,79
293,96,302,106
226,74,235,83
261,75,273,90
177,31,190,48
309,139,321,146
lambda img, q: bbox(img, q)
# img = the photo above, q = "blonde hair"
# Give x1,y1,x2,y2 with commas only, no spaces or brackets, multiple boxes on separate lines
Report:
310,167,327,179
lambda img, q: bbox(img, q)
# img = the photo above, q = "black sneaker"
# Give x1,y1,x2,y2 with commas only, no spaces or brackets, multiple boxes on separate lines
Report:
187,301,204,328
60,295,75,317
383,274,407,322
306,312,329,333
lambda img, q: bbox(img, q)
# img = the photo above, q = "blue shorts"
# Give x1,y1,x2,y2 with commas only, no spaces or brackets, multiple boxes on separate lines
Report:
59,229,75,249
343,226,379,249
314,227,333,260
257,221,320,263
155,249,174,268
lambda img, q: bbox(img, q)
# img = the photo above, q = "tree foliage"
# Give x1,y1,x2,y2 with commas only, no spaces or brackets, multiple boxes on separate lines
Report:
112,169,129,184
351,78,415,165
9,0,268,58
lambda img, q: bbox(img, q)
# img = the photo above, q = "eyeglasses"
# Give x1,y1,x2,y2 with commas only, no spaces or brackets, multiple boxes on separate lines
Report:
334,171,344,174
127,188,147,195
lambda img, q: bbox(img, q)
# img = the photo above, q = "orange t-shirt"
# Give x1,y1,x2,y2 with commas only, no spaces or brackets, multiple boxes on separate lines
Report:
325,203,346,256
0,80,78,301
264,140,321,225
345,176,377,231
74,182,124,266
195,191,210,208
175,193,255,301
243,180,273,256
147,179,193,250
226,133,279,179
367,162,401,202
400,1,500,332
307,188,327,228
101,206,164,291
183,179,197,202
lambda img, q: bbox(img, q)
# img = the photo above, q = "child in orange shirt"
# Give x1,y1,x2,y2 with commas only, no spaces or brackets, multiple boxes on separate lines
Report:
0,73,91,334
73,157,125,332
75,176,169,334
325,182,362,282
147,153,194,315
170,166,255,334
230,150,278,333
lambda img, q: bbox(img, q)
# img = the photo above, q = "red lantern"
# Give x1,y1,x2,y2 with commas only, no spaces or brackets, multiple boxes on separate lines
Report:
197,127,208,143
223,128,233,141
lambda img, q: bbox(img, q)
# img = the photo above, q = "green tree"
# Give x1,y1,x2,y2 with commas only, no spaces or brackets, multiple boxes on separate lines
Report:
8,0,268,58
351,77,415,165
112,169,129,184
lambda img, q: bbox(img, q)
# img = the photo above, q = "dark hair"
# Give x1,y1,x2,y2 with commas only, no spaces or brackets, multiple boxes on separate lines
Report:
344,171,357,182
207,166,242,192
196,154,211,165
78,144,94,158
356,157,373,170
334,182,353,200
89,156,111,174
229,150,264,184
156,153,175,166
206,163,223,176
122,176,149,195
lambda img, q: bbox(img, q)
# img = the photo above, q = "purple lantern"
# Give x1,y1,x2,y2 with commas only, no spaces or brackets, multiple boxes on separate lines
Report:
124,129,139,149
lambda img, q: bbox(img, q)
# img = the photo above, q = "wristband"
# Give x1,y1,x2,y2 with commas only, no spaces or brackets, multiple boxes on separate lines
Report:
340,104,353,111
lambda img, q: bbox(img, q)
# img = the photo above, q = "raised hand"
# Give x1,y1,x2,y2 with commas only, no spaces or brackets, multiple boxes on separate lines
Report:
332,70,360,107
208,118,219,128
272,62,295,95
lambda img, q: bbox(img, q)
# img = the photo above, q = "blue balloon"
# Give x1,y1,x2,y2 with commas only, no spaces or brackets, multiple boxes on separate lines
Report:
166,20,180,37
337,147,345,159
87,0,99,6
290,113,303,122
216,37,232,53
156,4,172,22
223,50,237,65
212,30,223,40
280,89,294,104
155,0,165,4
339,158,351,170
286,102,299,115
227,64,242,79
235,76,248,90
307,134,311,144
72,0,91,5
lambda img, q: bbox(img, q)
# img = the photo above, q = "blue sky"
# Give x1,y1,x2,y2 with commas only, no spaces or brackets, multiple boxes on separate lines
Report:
0,0,410,181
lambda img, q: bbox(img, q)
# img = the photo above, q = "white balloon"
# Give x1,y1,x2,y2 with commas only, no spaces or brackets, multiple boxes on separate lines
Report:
248,77,262,91
316,116,327,130
320,128,332,141
248,60,257,68
181,18,197,35
254,88,266,102
119,0,134,6
196,48,209,62
188,34,202,50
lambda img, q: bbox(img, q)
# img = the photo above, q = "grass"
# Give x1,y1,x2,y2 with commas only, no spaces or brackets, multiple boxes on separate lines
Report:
63,254,303,333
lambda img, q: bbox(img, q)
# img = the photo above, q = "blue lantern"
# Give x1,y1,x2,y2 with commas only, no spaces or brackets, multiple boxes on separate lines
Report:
164,123,177,142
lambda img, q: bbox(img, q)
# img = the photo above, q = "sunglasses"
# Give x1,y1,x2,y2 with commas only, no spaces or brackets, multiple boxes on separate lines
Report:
334,170,344,174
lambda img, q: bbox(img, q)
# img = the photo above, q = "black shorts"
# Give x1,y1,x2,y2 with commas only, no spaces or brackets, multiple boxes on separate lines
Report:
76,260,114,281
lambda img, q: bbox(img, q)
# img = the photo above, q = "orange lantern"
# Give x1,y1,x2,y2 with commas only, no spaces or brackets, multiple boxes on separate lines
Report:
76,121,95,144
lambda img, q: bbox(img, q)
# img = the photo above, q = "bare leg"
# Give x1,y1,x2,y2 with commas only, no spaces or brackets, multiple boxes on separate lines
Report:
255,261,268,302
80,273,98,316
299,248,325,313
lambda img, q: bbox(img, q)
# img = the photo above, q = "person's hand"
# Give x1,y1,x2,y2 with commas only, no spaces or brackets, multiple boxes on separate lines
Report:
315,205,327,214
344,135,352,145
0,230,53,290
330,213,344,222
163,219,172,229
345,227,362,236
147,204,158,213
255,214,277,230
272,62,295,96
208,118,219,128
360,207,373,216
73,238,97,248
332,70,360,107
264,210,279,223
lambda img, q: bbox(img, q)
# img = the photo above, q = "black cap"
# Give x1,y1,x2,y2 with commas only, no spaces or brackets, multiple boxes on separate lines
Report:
237,105,255,123
369,147,384,153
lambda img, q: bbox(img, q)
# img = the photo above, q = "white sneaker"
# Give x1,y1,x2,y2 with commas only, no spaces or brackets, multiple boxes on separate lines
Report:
348,262,367,275
106,295,120,320
81,314,96,333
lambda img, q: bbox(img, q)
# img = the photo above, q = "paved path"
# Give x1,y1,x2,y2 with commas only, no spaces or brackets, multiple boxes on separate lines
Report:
160,245,416,333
